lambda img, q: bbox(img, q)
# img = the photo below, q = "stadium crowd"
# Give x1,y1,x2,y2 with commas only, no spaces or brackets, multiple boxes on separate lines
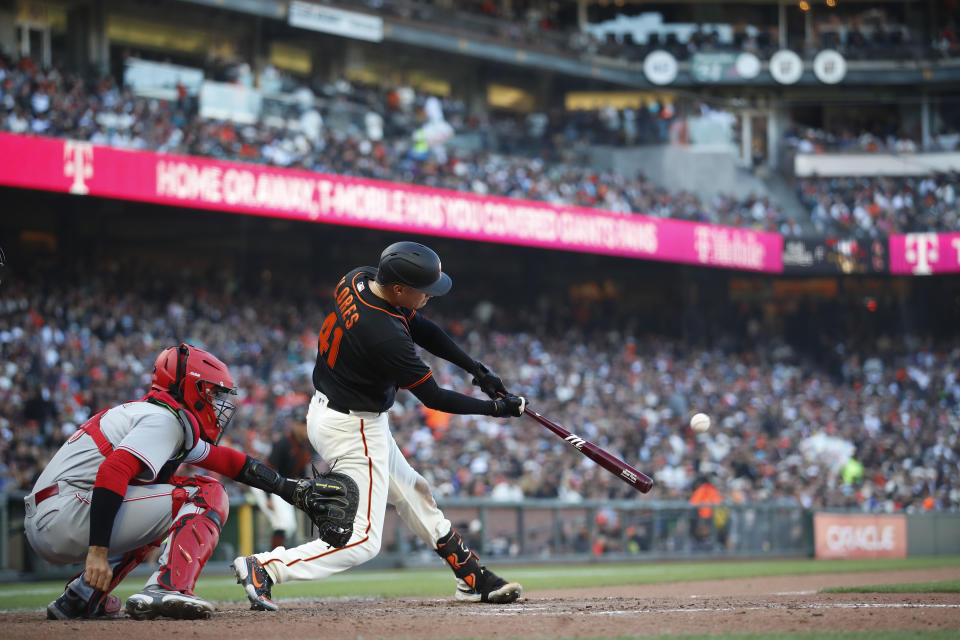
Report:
784,125,960,154
810,6,943,61
2,261,958,524
798,174,960,236
0,52,792,233
371,0,960,62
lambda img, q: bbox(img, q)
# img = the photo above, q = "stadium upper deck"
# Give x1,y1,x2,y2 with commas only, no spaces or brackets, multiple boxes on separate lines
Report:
1,0,958,268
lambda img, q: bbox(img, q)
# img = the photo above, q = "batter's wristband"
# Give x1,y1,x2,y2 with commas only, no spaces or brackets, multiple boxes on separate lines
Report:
89,487,125,548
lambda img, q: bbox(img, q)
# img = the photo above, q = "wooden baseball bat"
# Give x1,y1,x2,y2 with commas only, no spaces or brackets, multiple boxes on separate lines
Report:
523,406,653,494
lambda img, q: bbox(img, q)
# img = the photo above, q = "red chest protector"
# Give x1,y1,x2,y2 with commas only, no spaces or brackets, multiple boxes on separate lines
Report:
69,390,201,454
69,391,203,485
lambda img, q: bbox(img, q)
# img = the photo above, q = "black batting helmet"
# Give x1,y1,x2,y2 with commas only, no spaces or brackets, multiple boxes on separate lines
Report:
375,241,452,296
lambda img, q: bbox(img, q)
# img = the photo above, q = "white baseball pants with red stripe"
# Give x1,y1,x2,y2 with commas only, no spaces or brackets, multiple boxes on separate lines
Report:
255,391,451,584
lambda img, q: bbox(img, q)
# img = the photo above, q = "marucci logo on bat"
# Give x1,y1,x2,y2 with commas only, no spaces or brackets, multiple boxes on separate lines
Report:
527,407,653,493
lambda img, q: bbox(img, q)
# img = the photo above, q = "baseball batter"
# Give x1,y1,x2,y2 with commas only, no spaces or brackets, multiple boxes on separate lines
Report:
24,344,321,620
234,241,527,609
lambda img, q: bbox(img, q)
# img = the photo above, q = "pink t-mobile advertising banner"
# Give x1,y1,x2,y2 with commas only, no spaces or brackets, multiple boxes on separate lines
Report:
889,232,960,275
0,132,782,272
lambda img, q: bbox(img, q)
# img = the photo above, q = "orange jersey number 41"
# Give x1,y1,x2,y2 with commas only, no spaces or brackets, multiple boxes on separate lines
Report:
318,312,344,368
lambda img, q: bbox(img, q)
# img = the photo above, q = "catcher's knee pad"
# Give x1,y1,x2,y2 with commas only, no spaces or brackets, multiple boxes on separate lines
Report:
158,477,228,592
170,474,229,523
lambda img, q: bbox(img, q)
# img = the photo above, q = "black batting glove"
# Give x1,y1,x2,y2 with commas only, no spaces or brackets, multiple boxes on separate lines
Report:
472,361,508,400
492,394,526,417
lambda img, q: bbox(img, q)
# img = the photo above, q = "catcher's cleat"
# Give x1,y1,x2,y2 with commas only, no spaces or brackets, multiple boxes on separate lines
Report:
232,555,278,611
454,566,523,604
46,589,122,620
125,585,214,620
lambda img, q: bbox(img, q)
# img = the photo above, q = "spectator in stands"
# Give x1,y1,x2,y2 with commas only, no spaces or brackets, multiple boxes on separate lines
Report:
689,475,726,550
785,122,923,155
933,21,958,58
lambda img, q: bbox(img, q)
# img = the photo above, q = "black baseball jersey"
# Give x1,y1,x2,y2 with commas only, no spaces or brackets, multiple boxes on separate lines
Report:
312,267,435,413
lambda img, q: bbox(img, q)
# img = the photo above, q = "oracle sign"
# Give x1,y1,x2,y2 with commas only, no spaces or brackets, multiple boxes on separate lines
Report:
890,232,960,275
0,132,782,271
814,513,907,559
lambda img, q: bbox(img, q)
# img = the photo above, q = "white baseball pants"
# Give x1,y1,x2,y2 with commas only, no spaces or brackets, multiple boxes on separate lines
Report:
255,391,451,584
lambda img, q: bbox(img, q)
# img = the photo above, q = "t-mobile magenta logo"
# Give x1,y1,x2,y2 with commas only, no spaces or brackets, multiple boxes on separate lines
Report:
64,141,94,195
904,233,939,275
693,227,712,263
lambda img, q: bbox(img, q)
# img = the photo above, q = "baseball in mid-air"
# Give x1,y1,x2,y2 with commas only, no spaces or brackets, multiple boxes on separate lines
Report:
690,413,711,433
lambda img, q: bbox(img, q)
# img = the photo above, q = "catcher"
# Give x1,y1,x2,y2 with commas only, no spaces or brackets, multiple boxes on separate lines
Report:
23,344,347,620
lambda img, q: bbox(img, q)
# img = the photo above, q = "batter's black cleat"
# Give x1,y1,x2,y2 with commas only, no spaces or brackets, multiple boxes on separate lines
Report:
125,585,214,620
46,589,122,620
454,566,523,604
232,555,278,611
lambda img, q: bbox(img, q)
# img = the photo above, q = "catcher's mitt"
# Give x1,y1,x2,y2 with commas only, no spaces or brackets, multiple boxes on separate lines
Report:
292,471,359,548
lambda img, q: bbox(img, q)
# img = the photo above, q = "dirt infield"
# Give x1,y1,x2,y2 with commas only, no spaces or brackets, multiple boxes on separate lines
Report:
8,567,960,638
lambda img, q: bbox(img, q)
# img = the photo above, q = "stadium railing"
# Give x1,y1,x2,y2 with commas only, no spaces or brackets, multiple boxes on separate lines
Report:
0,492,810,578
4,493,958,580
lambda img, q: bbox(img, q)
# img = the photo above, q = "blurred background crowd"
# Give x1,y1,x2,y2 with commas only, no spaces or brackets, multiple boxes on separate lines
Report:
372,0,960,62
798,174,959,237
0,52,803,234
3,47,958,238
2,258,956,519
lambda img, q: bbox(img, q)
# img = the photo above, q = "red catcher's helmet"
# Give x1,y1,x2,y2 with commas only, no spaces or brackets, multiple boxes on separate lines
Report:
152,344,238,443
